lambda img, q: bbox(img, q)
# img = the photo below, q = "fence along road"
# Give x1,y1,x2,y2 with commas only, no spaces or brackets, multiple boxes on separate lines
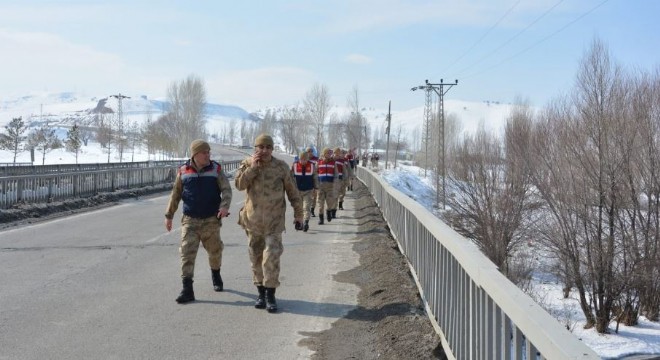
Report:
355,165,599,360
0,145,248,209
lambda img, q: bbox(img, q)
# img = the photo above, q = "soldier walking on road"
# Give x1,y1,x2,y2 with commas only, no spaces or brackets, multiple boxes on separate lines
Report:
316,147,338,225
165,139,232,304
334,147,349,212
291,151,319,232
235,134,304,313
306,146,319,217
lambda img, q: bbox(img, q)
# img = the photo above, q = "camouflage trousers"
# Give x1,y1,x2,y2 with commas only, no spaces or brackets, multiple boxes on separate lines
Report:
246,231,283,288
179,215,224,279
317,181,337,213
336,178,348,202
311,188,318,208
299,189,314,221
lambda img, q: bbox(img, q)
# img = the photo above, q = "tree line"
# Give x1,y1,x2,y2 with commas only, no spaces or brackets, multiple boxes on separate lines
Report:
442,38,659,334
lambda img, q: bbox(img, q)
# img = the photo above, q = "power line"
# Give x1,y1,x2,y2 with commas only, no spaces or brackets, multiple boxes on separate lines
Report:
456,0,565,78
461,0,610,80
442,0,522,74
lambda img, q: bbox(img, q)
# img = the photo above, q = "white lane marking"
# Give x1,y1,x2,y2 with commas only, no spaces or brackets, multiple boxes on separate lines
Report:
146,227,181,243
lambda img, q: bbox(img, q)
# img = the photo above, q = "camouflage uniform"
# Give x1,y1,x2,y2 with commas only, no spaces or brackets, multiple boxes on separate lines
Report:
334,148,349,206
235,155,303,288
316,151,338,215
165,161,232,279
307,150,319,216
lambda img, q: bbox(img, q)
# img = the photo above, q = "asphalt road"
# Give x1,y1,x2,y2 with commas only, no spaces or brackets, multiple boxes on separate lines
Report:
0,153,361,360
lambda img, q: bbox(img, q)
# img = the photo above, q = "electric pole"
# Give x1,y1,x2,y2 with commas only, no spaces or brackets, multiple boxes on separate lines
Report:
411,79,458,209
385,100,391,169
110,93,130,163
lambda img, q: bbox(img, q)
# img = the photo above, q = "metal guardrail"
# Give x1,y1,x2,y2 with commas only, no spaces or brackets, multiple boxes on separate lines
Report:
0,160,185,176
355,166,599,360
0,162,32,168
0,160,241,209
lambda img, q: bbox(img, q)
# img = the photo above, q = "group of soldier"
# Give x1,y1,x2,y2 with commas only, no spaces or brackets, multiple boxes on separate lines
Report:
163,135,358,315
291,146,356,232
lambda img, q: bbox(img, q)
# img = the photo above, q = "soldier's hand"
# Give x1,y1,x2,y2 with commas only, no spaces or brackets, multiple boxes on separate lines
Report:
165,218,173,232
217,208,230,218
251,153,262,168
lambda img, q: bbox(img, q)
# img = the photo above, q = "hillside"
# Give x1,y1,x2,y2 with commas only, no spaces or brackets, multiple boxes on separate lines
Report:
0,92,516,164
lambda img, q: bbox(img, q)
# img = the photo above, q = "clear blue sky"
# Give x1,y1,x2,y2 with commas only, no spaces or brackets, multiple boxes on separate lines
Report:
0,0,657,112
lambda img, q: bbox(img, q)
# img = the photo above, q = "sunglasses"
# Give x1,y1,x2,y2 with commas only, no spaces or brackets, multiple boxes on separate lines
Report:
256,145,273,150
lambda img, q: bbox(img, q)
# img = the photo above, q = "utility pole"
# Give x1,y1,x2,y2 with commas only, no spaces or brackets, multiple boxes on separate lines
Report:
110,93,130,163
411,79,458,209
385,100,391,169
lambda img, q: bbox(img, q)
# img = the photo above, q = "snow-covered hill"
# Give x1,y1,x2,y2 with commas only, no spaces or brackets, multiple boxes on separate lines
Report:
0,91,516,157
0,91,254,132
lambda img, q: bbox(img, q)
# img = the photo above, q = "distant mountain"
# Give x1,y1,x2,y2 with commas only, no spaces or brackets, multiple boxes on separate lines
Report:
1,91,518,149
0,92,254,129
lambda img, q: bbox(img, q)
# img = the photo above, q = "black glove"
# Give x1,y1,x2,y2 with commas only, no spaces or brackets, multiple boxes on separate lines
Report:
294,220,303,231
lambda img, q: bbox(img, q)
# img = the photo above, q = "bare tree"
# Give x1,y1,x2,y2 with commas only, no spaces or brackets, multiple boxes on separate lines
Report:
570,38,627,333
303,83,331,149
615,69,660,324
345,86,370,155
278,105,304,154
167,74,208,156
0,117,29,163
445,106,538,281
228,119,237,146
27,125,62,165
65,124,82,164
392,124,408,168
95,113,113,163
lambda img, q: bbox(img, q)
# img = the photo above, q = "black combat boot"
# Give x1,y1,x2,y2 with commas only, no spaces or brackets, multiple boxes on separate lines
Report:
211,269,223,292
255,285,266,309
339,201,344,210
176,277,195,304
326,210,332,222
265,287,278,313
310,207,315,217
303,220,309,232
318,214,324,225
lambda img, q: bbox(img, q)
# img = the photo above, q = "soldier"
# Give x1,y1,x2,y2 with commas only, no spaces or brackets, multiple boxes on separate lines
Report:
371,152,379,169
235,134,303,313
316,147,338,224
165,139,232,304
333,147,347,213
306,146,319,217
361,151,368,167
291,151,319,232
345,147,356,191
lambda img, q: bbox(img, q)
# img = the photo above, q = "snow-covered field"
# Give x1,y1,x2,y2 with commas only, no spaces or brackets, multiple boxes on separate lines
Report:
378,162,660,359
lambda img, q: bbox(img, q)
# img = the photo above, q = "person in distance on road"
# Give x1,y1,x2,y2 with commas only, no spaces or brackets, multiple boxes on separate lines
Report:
235,134,304,313
316,147,338,224
306,146,319,218
164,139,232,304
290,150,319,232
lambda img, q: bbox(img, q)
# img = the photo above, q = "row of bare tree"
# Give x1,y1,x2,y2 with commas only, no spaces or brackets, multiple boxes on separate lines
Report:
443,39,659,334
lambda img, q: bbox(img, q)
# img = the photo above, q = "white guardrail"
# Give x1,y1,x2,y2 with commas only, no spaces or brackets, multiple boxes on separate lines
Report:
0,160,241,210
355,166,599,360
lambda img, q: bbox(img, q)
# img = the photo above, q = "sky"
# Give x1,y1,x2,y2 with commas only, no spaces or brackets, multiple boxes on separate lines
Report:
0,0,658,113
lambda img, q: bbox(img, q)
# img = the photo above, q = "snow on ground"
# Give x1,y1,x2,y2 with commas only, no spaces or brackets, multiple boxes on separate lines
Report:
377,161,660,359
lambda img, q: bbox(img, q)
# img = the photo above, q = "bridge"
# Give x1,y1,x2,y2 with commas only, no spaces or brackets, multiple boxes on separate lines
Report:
0,149,599,359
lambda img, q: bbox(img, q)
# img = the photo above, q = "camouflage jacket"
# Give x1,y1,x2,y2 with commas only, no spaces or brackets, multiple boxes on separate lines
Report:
235,156,303,234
